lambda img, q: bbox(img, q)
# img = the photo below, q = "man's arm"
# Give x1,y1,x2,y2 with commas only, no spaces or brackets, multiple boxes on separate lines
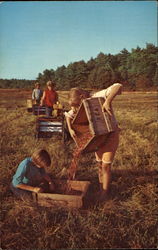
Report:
32,89,35,100
40,91,46,106
16,183,42,193
103,83,123,115
65,115,76,140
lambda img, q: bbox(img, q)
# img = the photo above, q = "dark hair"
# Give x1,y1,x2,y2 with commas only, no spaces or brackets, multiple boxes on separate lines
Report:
32,149,51,168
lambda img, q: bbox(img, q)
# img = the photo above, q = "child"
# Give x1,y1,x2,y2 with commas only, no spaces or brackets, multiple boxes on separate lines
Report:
65,83,123,202
10,149,55,200
40,81,58,117
32,82,43,105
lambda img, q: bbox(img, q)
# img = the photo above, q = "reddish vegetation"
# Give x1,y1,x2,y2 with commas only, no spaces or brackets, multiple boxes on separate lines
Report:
68,131,92,180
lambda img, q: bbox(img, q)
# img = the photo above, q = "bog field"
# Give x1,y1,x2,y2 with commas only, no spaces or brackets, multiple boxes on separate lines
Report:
1,89,157,249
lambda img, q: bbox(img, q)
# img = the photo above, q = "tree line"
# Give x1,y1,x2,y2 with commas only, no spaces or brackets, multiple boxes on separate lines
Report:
0,43,157,91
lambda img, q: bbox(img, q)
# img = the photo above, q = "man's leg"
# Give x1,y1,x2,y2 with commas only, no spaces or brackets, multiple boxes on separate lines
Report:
102,162,112,192
96,131,120,201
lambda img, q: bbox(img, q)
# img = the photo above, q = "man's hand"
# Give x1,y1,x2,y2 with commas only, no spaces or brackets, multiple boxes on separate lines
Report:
33,187,43,193
102,100,112,116
49,182,55,192
70,128,76,140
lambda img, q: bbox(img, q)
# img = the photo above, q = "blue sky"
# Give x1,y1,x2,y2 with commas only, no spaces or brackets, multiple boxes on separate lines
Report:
0,1,157,80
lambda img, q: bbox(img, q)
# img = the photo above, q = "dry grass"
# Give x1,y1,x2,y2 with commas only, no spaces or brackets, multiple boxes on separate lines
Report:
0,89,157,249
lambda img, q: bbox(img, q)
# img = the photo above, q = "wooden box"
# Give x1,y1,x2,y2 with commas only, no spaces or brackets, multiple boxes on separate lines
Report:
32,180,90,208
72,97,116,153
33,105,46,115
27,99,33,112
35,116,64,138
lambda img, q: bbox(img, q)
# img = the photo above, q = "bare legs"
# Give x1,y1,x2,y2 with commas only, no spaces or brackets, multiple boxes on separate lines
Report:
96,130,120,201
98,162,111,202
102,162,111,191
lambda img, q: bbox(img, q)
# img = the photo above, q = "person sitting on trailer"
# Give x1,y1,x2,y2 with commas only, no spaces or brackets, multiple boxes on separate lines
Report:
65,83,123,202
10,149,55,200
32,82,43,105
40,80,58,117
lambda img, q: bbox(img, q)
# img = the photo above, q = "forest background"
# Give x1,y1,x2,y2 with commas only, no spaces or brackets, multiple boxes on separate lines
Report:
0,43,157,91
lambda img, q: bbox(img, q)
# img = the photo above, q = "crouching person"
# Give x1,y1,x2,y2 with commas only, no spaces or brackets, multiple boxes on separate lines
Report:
10,149,55,200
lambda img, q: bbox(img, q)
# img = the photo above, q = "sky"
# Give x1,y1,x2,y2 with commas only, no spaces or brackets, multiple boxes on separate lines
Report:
0,1,157,80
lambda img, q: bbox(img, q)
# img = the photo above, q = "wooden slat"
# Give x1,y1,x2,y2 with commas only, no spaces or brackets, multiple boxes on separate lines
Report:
72,103,88,124
36,194,83,208
27,99,32,108
67,180,90,193
33,180,90,208
71,97,116,153
81,134,109,153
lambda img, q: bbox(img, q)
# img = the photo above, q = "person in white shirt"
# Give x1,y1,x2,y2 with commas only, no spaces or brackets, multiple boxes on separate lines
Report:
65,83,123,202
32,82,43,105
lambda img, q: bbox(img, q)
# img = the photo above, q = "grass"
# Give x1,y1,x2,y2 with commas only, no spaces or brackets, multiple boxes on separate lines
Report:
0,89,157,249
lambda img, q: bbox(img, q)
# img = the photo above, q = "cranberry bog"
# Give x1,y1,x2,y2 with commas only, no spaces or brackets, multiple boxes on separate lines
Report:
1,89,157,249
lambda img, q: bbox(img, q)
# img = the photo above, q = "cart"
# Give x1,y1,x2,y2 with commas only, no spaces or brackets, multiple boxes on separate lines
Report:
33,105,46,115
35,106,70,143
26,99,46,115
35,116,63,139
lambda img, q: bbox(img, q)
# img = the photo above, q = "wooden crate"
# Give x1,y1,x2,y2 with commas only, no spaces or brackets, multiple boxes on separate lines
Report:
32,180,90,208
33,105,46,115
72,97,117,153
35,116,64,138
27,99,33,112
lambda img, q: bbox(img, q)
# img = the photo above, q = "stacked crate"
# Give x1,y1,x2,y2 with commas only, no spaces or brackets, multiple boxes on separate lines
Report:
35,116,63,138
26,99,33,112
33,105,46,115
